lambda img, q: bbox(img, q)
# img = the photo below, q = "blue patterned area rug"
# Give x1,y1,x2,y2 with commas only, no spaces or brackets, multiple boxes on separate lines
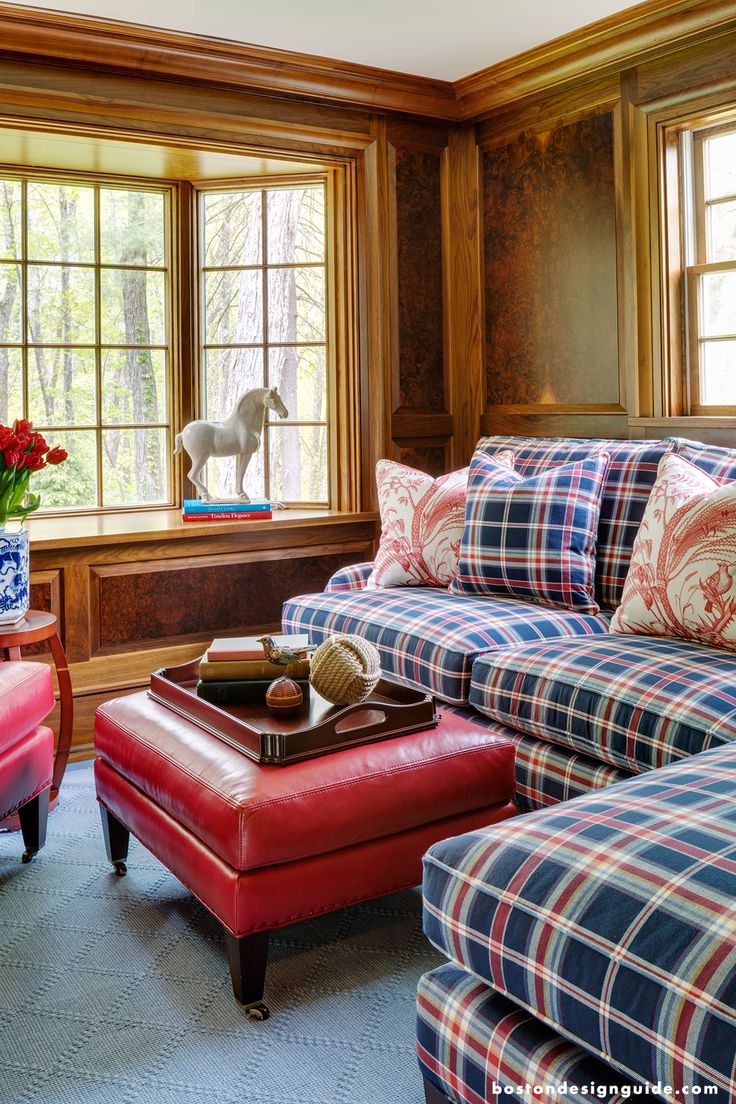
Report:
0,765,442,1104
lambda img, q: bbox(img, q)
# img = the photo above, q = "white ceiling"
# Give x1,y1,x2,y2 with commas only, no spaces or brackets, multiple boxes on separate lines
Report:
1,0,642,81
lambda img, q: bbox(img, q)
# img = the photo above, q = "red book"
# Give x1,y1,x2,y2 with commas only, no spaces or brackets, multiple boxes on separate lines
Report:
206,633,310,663
182,511,272,521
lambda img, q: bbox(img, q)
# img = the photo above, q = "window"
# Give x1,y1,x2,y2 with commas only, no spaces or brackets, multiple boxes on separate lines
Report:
685,125,736,411
198,181,329,506
0,173,173,510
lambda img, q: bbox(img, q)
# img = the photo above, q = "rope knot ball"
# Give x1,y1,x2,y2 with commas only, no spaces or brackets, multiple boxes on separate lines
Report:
309,635,381,706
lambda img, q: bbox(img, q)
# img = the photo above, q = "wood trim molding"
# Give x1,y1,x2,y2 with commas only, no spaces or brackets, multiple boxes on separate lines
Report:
0,4,458,121
455,0,736,120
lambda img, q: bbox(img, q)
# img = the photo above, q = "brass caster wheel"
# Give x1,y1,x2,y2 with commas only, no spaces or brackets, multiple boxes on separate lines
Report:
21,849,37,864
112,861,127,877
245,1001,270,1022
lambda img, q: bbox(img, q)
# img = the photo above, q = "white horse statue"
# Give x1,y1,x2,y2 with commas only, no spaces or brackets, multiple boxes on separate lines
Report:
174,386,289,503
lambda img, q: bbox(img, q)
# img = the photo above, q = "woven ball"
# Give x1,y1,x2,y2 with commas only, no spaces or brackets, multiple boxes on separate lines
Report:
309,635,381,706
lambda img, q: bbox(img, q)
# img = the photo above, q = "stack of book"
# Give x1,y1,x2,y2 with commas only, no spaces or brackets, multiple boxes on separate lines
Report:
182,499,272,522
196,633,311,704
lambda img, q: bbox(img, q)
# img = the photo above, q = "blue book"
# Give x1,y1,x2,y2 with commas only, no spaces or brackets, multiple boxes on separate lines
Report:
183,499,271,514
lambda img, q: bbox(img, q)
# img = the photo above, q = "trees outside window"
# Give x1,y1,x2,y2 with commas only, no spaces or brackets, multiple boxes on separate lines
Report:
200,181,329,505
0,175,172,509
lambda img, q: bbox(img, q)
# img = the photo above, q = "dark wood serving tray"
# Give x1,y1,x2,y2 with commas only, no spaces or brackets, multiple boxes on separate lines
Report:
148,657,439,765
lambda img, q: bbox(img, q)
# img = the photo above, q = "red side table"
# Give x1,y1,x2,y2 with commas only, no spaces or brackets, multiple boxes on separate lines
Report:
1,610,73,812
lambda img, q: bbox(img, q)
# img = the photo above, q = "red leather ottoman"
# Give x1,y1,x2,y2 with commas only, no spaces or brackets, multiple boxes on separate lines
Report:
0,661,55,861
94,692,516,1017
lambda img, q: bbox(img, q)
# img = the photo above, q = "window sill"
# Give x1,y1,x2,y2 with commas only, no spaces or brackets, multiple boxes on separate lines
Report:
27,507,378,552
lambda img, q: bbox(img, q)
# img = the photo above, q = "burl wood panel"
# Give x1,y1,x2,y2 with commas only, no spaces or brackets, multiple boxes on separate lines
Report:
97,552,357,649
483,113,619,406
394,146,445,410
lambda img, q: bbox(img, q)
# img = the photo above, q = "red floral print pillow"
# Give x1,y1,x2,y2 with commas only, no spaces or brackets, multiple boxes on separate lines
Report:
611,452,736,649
369,454,514,589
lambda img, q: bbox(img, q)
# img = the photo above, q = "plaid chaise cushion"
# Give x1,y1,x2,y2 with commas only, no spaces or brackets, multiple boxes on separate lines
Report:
451,451,609,613
422,743,736,1101
470,634,736,773
417,964,637,1104
324,562,373,592
478,436,674,610
282,588,609,705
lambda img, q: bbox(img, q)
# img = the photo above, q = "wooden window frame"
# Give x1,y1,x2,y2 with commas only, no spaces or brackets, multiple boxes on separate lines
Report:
0,165,177,514
194,173,335,508
686,122,736,415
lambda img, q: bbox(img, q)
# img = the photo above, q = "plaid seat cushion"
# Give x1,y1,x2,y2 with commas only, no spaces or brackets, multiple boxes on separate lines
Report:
423,743,736,1101
282,588,609,705
478,436,674,610
324,562,373,592
417,964,637,1104
442,706,633,810
451,451,609,613
470,634,736,774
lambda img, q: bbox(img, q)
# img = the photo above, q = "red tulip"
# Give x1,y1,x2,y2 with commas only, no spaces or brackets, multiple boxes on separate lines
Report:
12,418,33,436
4,447,24,468
45,446,68,465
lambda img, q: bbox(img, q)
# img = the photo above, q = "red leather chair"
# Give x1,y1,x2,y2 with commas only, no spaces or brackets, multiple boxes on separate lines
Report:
0,661,55,861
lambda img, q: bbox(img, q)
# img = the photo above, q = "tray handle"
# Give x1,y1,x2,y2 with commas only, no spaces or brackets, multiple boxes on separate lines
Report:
333,707,388,736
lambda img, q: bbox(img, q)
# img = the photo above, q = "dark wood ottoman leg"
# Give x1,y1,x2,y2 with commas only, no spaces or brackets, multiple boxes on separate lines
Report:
99,805,130,876
224,929,270,1020
423,1078,454,1103
19,788,50,863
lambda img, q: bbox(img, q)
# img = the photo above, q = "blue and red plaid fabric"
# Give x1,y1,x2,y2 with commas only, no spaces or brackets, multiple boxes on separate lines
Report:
450,450,610,613
469,634,736,774
422,743,736,1101
324,562,372,592
514,733,632,810
417,964,637,1104
441,706,632,810
477,436,674,610
673,436,736,482
282,588,610,705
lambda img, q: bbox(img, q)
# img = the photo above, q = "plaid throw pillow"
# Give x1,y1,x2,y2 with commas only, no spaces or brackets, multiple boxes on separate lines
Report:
450,450,610,612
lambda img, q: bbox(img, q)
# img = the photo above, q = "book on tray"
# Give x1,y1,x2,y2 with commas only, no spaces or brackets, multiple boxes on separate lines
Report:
182,499,272,522
196,633,312,702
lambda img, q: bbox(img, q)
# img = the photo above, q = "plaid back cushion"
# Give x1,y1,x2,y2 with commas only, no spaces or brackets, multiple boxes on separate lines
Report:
672,436,736,480
478,436,674,609
450,450,609,613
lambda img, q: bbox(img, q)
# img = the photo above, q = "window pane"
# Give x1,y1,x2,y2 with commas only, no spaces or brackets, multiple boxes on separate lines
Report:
267,267,325,343
28,348,96,426
266,186,325,264
102,427,167,505
101,349,166,424
701,271,736,336
706,133,736,200
701,340,736,405
31,429,97,509
27,182,94,263
204,269,262,345
27,265,95,345
100,189,165,266
0,347,22,423
269,346,326,421
707,200,736,262
203,347,264,421
100,269,166,345
0,264,21,342
204,451,265,503
0,181,21,260
203,191,262,268
268,424,327,503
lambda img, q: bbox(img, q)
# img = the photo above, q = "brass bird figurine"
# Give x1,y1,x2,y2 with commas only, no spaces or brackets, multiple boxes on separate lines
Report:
258,636,312,668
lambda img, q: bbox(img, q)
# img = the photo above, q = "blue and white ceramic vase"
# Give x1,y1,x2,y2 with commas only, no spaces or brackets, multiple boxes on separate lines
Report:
0,525,30,625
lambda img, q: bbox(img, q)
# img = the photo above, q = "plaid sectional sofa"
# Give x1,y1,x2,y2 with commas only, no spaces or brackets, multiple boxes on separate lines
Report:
283,434,736,1103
